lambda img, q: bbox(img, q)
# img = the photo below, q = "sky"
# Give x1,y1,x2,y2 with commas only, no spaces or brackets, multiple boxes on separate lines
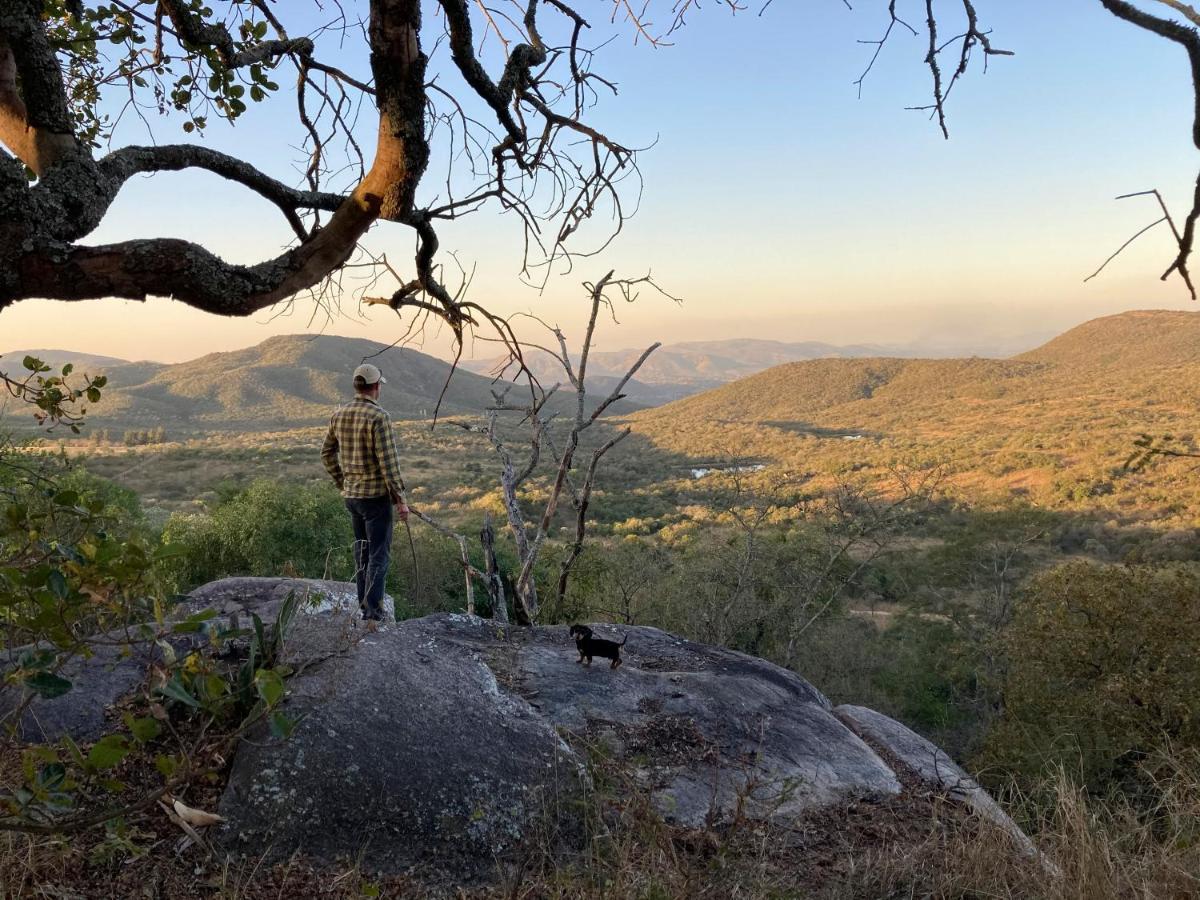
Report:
3,0,1199,363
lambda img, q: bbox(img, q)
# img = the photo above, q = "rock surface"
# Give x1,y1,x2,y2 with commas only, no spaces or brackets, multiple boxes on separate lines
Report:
221,614,584,882
3,576,1030,885
1,639,164,742
509,622,900,825
0,577,392,742
217,609,917,878
835,704,1034,853
179,576,396,623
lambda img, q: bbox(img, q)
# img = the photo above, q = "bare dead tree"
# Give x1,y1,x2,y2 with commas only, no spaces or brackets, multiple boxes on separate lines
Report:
398,505,510,623
457,271,669,623
1082,1,1200,298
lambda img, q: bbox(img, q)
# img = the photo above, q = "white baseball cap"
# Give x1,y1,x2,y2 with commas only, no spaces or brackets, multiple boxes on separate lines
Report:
353,363,387,385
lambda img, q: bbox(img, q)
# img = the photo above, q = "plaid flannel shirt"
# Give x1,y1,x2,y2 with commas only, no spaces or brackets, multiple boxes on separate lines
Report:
321,396,406,501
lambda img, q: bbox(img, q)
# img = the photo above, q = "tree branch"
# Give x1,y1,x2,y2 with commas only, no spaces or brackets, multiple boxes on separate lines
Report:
100,144,344,238
156,0,314,68
1100,0,1200,296
1100,0,1200,150
0,11,84,174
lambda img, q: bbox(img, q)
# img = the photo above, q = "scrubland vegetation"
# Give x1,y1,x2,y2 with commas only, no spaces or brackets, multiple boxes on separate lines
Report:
8,313,1200,894
7,420,1200,894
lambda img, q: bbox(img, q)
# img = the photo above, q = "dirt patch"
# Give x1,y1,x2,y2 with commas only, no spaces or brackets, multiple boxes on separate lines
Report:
637,654,709,673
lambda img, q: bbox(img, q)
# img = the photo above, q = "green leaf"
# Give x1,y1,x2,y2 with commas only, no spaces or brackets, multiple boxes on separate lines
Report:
159,674,200,709
62,735,86,769
86,735,129,771
173,608,218,632
252,613,266,654
19,648,56,670
268,711,295,739
254,669,284,707
37,762,66,790
52,490,80,507
24,671,72,699
22,355,42,372
124,715,161,744
61,363,74,377
47,569,69,600
204,673,227,701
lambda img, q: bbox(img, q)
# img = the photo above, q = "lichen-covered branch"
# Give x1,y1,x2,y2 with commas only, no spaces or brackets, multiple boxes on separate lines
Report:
156,0,314,69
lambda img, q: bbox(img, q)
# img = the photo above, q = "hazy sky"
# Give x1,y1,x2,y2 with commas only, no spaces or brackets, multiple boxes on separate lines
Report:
3,0,1198,362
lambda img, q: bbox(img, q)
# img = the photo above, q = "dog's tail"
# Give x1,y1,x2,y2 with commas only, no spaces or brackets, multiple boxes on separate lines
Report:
619,633,629,647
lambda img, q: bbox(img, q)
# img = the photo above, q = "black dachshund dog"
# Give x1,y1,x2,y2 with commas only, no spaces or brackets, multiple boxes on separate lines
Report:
569,624,627,669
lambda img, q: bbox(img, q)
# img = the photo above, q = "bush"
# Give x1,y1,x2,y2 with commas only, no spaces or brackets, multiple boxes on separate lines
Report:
160,480,353,590
982,561,1200,795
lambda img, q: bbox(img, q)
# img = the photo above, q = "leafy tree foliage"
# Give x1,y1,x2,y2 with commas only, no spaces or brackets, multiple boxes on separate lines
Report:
160,479,353,590
983,561,1200,794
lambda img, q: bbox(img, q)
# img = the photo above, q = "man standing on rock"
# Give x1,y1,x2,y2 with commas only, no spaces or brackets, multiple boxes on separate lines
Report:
322,363,409,630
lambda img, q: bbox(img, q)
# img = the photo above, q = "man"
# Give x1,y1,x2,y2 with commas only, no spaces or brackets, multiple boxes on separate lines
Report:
321,363,409,630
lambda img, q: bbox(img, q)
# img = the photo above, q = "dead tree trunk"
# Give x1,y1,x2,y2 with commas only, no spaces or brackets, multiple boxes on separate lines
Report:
481,513,508,624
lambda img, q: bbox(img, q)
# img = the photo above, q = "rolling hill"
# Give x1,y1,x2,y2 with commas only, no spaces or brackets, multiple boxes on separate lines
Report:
0,349,137,372
626,310,1200,516
462,334,1053,404
1015,308,1200,369
462,338,903,402
2,335,633,433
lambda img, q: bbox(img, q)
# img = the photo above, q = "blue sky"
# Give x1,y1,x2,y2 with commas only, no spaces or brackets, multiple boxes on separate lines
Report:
3,0,1198,361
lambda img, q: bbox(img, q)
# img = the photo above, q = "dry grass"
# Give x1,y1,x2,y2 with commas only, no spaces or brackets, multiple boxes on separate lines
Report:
3,752,1199,899
841,754,1200,900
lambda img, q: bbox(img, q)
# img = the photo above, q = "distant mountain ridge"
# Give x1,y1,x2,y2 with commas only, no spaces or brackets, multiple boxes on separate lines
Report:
461,334,1056,403
1,335,628,434
628,309,1200,455
0,349,143,372
3,312,1175,436
464,338,894,391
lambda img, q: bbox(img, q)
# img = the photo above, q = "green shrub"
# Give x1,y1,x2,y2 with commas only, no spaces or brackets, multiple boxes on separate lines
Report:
160,480,353,590
982,561,1200,795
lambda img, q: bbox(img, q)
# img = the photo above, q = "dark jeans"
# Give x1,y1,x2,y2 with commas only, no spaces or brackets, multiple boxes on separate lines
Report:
346,496,394,621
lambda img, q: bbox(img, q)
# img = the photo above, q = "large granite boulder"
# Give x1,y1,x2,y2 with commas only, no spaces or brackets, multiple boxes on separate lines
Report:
178,576,396,623
3,576,1032,886
216,614,1013,881
1,637,166,743
220,614,583,882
